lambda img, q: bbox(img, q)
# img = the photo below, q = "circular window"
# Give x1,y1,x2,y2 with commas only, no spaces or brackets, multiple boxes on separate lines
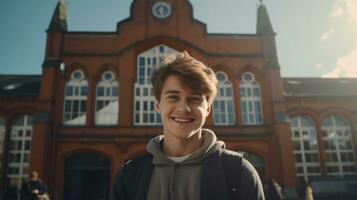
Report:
152,2,172,19
72,70,83,80
243,73,253,82
216,72,226,82
103,71,114,81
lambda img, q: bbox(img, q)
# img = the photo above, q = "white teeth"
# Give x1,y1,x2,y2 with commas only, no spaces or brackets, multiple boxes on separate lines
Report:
173,117,193,123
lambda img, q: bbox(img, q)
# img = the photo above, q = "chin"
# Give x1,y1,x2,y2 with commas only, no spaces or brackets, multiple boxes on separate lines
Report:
174,130,201,139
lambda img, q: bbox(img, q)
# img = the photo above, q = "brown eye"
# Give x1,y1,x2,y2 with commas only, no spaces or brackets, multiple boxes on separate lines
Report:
190,96,203,103
167,95,179,100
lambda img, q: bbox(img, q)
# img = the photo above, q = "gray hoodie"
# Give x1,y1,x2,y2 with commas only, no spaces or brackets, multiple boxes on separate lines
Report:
146,129,224,200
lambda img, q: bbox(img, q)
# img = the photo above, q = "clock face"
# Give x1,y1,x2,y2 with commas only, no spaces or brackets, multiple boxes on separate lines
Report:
152,2,171,19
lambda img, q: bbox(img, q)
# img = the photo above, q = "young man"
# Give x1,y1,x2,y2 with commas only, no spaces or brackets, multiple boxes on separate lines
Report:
110,52,265,200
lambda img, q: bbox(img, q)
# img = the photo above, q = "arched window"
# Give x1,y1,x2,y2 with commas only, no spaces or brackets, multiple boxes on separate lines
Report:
134,45,177,125
213,71,235,125
321,116,357,176
240,72,263,125
237,150,265,180
0,117,5,180
290,116,321,180
95,71,119,125
7,115,33,190
63,70,88,125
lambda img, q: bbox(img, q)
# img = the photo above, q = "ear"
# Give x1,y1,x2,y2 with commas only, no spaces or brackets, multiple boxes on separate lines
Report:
155,100,161,113
206,104,212,116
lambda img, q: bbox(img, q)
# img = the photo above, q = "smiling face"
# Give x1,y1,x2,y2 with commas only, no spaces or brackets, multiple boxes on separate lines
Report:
155,75,211,143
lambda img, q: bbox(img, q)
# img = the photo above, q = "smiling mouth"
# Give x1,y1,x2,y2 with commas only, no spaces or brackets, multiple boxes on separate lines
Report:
171,117,194,123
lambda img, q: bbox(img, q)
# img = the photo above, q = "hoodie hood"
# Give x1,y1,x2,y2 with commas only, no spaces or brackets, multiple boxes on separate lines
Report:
146,129,224,165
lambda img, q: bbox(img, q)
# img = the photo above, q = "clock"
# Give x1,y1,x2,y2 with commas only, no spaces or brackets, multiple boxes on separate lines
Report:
152,2,171,19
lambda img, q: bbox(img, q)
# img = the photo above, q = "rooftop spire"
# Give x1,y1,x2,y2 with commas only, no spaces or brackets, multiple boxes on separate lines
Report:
256,0,274,35
48,0,68,32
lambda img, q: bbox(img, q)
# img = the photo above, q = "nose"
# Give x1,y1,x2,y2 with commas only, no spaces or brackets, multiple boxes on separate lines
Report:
177,100,191,112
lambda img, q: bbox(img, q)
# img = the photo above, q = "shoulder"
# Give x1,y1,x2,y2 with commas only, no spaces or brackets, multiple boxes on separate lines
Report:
124,153,152,169
117,153,153,177
220,150,257,175
221,149,243,158
238,155,262,187
221,149,264,199
111,153,152,198
220,149,261,181
219,149,244,166
206,149,243,170
239,158,265,199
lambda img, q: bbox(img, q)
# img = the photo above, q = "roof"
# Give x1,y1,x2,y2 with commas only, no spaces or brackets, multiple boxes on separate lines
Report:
256,3,274,35
47,1,67,32
282,78,357,97
0,75,41,97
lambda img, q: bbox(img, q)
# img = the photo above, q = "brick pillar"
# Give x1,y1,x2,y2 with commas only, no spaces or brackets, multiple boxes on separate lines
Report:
30,112,52,184
273,121,296,187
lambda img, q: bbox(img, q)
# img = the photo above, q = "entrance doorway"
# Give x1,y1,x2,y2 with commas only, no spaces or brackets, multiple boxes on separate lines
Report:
63,152,110,200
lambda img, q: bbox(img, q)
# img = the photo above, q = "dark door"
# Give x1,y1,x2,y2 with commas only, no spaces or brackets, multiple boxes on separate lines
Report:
63,152,110,200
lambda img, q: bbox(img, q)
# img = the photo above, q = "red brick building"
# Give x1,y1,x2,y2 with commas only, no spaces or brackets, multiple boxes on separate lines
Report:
1,0,356,199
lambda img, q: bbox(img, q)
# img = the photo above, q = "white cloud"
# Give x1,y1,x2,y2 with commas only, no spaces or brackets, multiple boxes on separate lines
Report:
320,29,335,41
331,0,357,21
322,0,357,78
330,4,344,19
345,0,357,21
315,64,324,69
322,47,357,77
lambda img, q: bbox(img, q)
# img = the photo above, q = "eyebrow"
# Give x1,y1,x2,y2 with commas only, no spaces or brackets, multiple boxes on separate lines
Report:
163,90,180,95
163,90,203,96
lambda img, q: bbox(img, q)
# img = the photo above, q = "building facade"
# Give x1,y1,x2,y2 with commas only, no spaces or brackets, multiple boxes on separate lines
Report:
0,0,357,199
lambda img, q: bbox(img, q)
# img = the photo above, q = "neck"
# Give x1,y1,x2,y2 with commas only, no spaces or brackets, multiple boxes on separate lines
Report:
163,131,204,157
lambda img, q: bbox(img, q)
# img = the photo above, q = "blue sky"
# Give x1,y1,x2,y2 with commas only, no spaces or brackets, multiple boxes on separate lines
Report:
0,0,356,77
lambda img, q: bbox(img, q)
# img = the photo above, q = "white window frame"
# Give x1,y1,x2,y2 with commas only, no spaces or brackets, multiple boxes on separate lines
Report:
95,71,119,125
240,72,263,125
63,70,88,125
134,45,177,125
321,115,357,176
290,116,321,180
213,71,235,125
7,115,33,190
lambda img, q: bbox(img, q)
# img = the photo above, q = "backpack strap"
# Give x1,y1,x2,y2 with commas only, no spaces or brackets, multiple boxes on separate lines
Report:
220,150,243,200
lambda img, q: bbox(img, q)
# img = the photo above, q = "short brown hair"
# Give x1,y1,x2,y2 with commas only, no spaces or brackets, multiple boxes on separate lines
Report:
30,171,38,179
151,51,217,104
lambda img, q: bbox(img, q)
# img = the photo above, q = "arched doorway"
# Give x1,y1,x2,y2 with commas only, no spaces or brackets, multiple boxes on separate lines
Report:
237,150,265,180
63,152,110,200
